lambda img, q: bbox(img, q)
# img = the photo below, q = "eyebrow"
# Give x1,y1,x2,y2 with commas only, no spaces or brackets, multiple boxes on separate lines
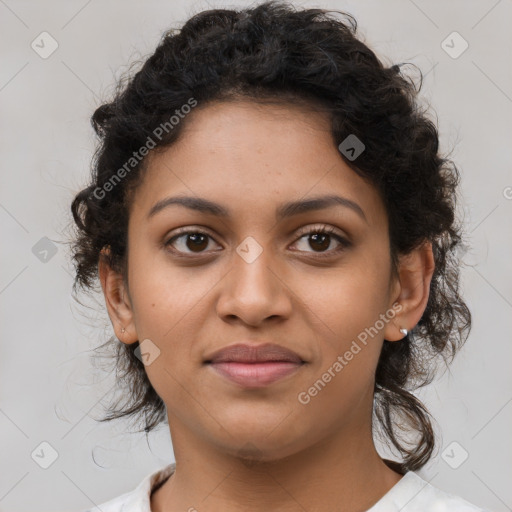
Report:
147,194,367,223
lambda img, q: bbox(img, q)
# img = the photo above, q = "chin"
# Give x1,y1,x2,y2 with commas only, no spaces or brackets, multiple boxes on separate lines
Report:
211,427,311,464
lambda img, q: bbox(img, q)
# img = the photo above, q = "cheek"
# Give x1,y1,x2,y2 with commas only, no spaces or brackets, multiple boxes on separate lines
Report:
293,256,390,342
127,248,226,373
292,255,389,398
129,269,209,409
128,247,211,337
294,269,387,421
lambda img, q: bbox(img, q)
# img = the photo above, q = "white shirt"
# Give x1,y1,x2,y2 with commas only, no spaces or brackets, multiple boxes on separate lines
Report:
84,463,490,512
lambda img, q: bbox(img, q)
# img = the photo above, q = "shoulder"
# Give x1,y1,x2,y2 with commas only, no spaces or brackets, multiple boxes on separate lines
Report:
369,471,491,512
80,463,176,512
81,489,133,512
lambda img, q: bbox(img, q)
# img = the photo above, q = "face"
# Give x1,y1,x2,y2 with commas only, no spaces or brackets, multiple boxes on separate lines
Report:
106,100,410,462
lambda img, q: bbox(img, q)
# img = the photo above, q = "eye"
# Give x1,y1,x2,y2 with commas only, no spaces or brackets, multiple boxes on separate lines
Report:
164,228,220,256
164,224,351,258
290,224,351,257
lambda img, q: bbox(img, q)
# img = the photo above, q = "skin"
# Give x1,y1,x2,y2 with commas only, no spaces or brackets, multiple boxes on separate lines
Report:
99,100,435,512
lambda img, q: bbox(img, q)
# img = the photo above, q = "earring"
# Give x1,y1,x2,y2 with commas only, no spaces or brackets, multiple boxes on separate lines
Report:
121,328,126,334
399,327,408,337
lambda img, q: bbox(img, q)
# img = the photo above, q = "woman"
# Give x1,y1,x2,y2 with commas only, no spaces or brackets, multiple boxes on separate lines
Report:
70,1,487,510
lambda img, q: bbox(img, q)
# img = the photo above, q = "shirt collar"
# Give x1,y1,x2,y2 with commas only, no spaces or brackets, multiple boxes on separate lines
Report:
120,463,176,512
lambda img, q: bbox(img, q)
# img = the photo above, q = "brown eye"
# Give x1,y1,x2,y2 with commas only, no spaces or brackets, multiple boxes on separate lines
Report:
165,230,218,255
291,225,351,257
307,232,332,252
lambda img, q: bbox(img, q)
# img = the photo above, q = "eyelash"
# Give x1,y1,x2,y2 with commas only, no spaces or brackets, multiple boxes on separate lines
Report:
164,224,351,259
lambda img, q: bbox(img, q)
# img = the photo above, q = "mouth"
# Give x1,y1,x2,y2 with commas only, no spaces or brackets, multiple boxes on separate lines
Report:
204,342,306,388
207,361,305,388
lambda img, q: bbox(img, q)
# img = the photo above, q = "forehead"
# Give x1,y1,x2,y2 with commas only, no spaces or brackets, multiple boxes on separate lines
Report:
130,100,387,228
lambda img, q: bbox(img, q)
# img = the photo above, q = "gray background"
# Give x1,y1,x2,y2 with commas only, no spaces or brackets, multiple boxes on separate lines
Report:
1,0,511,511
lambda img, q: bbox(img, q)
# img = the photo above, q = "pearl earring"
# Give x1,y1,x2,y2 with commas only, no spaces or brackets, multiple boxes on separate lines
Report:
399,327,408,337
121,328,126,334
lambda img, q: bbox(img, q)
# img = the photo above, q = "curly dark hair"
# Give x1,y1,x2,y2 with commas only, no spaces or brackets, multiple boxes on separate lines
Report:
69,0,471,473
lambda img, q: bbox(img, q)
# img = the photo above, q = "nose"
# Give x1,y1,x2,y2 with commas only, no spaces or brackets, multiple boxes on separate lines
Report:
215,246,293,327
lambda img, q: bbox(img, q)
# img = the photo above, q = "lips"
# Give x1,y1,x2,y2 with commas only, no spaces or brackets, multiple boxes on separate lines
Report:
205,343,305,388
205,343,304,364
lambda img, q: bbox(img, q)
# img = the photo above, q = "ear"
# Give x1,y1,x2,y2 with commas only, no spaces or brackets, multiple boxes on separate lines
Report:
98,247,137,344
383,240,435,342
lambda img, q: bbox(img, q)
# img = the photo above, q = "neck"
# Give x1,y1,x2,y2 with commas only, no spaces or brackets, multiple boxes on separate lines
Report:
151,417,404,512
